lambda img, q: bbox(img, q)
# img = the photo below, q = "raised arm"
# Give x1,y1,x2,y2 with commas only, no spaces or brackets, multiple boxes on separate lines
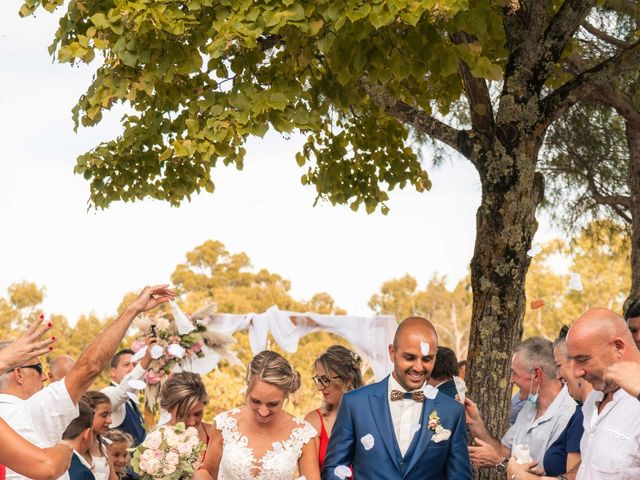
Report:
65,285,174,404
0,417,73,480
0,316,55,373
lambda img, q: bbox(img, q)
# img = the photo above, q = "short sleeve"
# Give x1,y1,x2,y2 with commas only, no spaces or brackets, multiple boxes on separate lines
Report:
565,407,584,453
501,422,515,451
24,380,78,445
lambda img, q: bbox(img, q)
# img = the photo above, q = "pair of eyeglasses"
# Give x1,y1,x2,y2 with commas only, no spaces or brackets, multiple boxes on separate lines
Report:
15,363,44,375
312,375,341,388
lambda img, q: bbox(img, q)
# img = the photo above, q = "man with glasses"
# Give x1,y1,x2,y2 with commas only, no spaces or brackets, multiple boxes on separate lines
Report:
0,285,174,480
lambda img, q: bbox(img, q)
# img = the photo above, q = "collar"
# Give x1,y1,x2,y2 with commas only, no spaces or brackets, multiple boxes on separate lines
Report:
0,393,22,404
387,373,425,395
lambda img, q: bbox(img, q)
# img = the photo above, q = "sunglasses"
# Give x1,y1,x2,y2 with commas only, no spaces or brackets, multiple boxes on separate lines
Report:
312,375,341,388
15,363,44,375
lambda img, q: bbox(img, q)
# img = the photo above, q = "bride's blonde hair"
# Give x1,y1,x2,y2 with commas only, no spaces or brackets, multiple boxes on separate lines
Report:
246,350,301,397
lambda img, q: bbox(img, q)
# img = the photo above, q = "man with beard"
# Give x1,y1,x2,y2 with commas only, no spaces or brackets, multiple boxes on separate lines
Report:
322,317,472,479
566,308,640,479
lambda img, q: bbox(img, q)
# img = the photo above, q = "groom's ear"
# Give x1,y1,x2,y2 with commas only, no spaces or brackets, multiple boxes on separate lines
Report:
388,343,395,362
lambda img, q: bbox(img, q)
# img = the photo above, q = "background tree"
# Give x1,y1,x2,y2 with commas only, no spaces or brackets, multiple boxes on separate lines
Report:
541,5,640,303
19,0,640,463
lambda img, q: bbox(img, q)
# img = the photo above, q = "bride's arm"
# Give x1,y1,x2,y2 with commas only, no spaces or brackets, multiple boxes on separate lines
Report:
298,437,320,480
193,426,222,480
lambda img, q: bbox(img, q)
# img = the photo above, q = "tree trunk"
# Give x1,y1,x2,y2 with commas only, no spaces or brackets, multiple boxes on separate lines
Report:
627,122,640,302
466,138,544,479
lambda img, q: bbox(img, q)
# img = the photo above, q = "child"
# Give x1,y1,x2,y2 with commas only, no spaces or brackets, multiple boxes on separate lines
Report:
104,430,135,480
62,402,95,480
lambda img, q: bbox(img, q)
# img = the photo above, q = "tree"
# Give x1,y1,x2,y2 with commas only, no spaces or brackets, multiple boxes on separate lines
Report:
541,7,640,303
22,0,640,460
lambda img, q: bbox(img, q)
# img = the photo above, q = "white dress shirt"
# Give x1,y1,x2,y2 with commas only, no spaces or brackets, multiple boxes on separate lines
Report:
0,380,79,480
387,375,423,456
101,363,145,428
577,388,640,479
501,385,576,464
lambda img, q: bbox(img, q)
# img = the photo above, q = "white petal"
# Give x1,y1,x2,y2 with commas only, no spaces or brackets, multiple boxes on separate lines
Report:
360,433,374,450
131,346,147,362
423,384,438,399
170,301,196,335
527,244,542,257
150,344,165,359
569,272,583,291
420,341,430,356
128,379,146,390
296,477,306,480
167,343,186,359
334,465,351,479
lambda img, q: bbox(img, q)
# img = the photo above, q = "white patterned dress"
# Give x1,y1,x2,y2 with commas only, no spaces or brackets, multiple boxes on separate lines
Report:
215,408,317,479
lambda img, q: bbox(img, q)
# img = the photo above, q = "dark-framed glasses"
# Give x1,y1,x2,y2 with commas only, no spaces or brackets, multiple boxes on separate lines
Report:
15,363,44,375
312,375,341,388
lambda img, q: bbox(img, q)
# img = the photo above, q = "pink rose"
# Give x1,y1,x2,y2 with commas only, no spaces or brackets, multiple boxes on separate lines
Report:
144,370,162,385
190,342,202,353
131,340,146,353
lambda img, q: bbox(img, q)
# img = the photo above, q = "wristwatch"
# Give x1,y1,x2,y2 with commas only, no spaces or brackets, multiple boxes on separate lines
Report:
496,458,509,473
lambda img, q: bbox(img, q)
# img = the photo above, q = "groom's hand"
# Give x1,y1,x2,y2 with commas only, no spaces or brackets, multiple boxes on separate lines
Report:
468,438,503,468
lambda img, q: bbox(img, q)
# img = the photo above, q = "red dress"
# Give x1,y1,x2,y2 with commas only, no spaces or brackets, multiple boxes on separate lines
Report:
316,409,353,478
0,463,6,480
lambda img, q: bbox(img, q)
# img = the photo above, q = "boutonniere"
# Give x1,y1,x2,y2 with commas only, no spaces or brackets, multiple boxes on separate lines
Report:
428,410,451,443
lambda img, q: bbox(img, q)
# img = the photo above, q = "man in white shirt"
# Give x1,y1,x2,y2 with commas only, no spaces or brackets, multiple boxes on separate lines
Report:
0,284,174,480
464,337,576,473
566,307,640,479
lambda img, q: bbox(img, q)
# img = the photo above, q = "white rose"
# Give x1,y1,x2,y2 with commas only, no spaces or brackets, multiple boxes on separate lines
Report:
142,431,162,450
177,442,193,456
156,317,172,332
165,430,181,448
165,451,180,467
162,463,177,475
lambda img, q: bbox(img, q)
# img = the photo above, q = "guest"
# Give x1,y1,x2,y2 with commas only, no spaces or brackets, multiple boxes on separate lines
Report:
104,430,134,480
0,318,74,480
61,402,95,480
48,355,76,383
101,336,156,447
322,317,472,480
427,346,459,399
195,350,320,480
509,391,526,426
565,308,640,478
304,345,364,469
81,391,116,480
507,327,591,479
159,372,211,446
0,285,173,480
624,298,640,350
465,337,575,473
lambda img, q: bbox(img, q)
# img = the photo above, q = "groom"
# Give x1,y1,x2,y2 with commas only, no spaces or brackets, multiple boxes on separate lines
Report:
322,317,472,479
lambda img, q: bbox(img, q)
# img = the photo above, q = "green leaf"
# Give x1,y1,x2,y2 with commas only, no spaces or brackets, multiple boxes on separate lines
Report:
90,13,110,28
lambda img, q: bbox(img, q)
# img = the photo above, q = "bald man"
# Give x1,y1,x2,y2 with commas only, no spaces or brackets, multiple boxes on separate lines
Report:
566,308,640,479
48,355,75,383
322,317,472,480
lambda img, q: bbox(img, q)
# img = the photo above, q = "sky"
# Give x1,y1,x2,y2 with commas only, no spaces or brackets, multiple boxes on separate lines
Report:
0,4,557,323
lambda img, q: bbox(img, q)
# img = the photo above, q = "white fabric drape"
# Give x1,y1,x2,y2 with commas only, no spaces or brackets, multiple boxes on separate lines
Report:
203,306,396,380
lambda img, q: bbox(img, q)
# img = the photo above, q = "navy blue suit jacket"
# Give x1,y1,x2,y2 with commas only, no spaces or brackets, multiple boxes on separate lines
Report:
322,376,472,479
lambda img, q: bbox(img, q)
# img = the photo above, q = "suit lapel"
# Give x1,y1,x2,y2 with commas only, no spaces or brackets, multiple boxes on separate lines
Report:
404,394,439,475
369,377,402,471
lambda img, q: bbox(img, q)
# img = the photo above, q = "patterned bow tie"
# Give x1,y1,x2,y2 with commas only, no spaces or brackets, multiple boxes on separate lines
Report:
390,389,425,402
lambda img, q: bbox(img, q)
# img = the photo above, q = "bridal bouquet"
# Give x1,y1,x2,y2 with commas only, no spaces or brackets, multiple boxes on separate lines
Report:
130,422,206,480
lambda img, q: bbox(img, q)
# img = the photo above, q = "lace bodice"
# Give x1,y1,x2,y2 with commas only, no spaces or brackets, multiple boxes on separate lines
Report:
215,408,317,480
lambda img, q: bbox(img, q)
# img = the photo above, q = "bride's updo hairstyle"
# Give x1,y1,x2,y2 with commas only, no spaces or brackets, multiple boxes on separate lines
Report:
246,350,301,397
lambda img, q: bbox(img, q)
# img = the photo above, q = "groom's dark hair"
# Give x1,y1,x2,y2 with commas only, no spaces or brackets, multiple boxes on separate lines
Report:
393,316,438,349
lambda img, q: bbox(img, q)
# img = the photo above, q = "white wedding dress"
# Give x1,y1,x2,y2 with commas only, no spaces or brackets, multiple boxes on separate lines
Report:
215,408,317,479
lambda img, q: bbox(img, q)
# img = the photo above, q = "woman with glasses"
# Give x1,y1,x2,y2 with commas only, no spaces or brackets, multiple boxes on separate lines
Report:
304,345,364,470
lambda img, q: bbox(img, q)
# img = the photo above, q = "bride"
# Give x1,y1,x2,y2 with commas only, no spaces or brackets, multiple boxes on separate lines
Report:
195,350,320,480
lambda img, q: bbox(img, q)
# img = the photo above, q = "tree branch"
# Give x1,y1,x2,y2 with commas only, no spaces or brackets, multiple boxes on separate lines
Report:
584,173,632,213
587,87,640,129
451,32,495,137
581,21,632,49
602,0,640,21
539,39,640,129
360,77,479,163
